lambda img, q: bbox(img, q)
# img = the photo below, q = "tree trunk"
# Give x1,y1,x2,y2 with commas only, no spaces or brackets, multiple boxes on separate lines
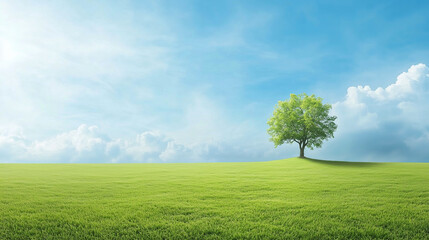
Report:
299,146,305,158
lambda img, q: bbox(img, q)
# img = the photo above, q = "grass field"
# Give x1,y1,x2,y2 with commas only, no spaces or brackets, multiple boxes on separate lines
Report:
1,158,428,239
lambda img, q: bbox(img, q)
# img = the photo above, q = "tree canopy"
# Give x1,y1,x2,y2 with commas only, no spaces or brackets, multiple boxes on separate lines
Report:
267,93,337,158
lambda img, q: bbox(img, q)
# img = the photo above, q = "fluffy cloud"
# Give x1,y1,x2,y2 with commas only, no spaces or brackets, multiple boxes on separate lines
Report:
119,131,196,163
333,63,429,130
0,124,274,163
316,63,429,162
29,125,108,162
0,125,29,160
0,125,194,163
347,63,427,101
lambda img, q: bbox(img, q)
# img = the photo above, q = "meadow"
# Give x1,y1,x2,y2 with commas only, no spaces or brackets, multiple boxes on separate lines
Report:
1,158,428,239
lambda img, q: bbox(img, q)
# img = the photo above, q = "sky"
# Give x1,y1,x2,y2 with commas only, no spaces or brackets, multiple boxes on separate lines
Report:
1,0,429,163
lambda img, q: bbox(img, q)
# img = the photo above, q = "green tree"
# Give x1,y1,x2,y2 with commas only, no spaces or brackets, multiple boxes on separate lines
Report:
267,93,337,158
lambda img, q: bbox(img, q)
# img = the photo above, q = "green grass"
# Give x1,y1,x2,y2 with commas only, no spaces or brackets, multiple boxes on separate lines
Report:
1,158,428,239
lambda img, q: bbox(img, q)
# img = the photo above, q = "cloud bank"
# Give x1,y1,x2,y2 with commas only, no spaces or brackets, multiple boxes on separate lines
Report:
0,124,277,163
316,63,429,162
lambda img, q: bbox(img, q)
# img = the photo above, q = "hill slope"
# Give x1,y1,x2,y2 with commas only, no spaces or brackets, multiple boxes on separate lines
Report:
1,158,428,239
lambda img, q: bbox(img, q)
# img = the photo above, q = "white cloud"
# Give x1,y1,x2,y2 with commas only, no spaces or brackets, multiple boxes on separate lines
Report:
122,131,175,163
0,124,273,163
0,124,170,162
29,124,108,162
341,63,428,104
0,125,29,161
316,63,429,162
332,63,429,131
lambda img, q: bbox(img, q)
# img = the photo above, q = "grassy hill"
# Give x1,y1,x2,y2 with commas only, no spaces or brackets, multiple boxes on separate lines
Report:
1,158,428,239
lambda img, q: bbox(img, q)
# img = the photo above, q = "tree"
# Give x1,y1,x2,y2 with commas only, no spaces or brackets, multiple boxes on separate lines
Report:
267,93,337,158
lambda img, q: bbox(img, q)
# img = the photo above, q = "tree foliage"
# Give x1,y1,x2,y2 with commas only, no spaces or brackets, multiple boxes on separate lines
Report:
267,93,337,157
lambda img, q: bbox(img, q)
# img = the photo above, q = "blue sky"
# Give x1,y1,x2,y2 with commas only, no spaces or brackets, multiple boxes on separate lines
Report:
1,0,429,162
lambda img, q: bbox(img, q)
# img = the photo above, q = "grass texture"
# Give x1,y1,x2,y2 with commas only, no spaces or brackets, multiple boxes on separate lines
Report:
1,158,428,239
